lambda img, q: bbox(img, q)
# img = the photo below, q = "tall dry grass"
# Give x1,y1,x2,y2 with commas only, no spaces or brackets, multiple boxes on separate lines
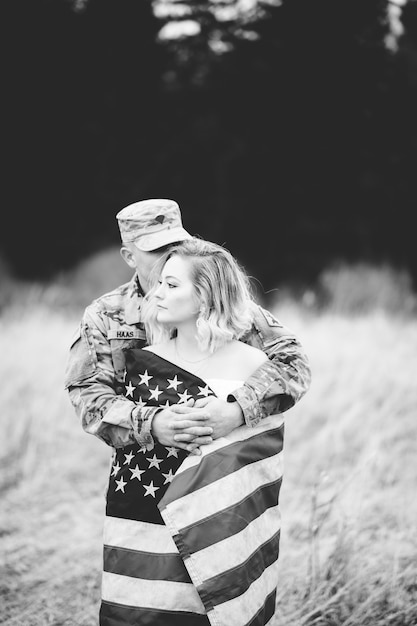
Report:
273,306,417,625
1,256,416,625
0,306,109,626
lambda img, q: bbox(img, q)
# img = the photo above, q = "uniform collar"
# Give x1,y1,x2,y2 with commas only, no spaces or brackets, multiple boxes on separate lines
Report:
124,274,145,325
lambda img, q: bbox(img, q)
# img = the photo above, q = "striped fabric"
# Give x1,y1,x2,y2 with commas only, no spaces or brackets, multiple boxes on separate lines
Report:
100,350,284,626
160,414,284,626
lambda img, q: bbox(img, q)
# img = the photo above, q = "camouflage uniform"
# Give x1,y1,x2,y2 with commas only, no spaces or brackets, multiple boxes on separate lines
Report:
64,274,311,450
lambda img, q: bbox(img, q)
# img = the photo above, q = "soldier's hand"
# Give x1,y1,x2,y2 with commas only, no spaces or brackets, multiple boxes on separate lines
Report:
151,400,213,454
193,396,244,439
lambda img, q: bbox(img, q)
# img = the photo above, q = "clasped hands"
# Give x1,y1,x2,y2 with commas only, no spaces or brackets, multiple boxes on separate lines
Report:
151,397,244,455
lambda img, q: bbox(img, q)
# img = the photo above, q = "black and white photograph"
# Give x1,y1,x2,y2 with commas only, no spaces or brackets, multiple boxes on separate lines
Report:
1,1,416,625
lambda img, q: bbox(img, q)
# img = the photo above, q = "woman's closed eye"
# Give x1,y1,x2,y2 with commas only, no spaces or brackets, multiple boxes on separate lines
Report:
158,279,177,289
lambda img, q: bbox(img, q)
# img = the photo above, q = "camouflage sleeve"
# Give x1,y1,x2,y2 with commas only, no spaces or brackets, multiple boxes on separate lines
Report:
231,305,312,426
64,307,157,450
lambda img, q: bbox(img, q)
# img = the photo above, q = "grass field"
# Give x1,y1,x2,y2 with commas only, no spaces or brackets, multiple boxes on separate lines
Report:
1,276,416,625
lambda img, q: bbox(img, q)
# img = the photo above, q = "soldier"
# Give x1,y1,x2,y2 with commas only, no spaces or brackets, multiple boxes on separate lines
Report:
64,198,311,453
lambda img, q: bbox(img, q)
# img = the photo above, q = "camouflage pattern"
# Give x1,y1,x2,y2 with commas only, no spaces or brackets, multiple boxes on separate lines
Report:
64,274,311,449
116,199,192,251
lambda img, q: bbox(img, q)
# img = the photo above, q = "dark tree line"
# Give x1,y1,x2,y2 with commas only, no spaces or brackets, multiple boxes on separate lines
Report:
1,0,417,291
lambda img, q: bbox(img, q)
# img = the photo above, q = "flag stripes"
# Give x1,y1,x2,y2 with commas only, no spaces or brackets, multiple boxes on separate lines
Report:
161,425,283,506
171,417,284,480
157,415,284,625
101,572,206,614
198,528,281,608
205,559,281,625
185,505,281,584
99,602,210,626
172,477,282,554
103,516,177,553
160,448,284,533
100,351,285,625
103,546,192,583
246,589,277,626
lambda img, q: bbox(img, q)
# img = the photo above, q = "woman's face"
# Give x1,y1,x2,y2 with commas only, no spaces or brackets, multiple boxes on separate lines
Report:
154,255,200,326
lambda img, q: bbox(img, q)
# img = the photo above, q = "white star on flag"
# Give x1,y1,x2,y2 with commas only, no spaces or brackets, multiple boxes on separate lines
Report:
159,400,171,409
129,465,146,481
136,397,147,409
166,447,179,458
111,462,121,476
198,384,211,397
138,370,153,386
115,476,127,493
147,454,163,469
167,375,182,391
177,389,192,403
123,450,135,465
125,381,135,397
143,481,160,498
148,385,163,401
162,469,174,484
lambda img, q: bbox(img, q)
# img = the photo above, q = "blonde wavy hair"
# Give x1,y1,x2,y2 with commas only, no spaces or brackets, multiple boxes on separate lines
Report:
142,238,256,352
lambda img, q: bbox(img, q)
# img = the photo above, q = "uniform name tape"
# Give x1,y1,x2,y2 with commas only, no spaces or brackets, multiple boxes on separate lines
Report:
107,329,143,340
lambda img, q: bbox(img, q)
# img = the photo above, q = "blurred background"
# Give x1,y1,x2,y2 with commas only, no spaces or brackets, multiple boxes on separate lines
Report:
1,0,417,304
1,2,417,625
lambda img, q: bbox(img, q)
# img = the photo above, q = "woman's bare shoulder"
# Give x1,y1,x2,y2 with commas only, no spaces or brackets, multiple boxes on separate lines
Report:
222,340,268,378
233,340,267,363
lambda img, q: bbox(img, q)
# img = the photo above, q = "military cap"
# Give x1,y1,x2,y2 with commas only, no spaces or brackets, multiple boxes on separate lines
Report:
116,198,192,251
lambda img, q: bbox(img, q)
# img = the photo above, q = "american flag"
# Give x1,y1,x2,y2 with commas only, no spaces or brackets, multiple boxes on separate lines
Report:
100,349,284,626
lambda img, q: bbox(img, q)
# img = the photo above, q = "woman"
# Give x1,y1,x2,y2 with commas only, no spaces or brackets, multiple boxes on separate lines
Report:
100,239,285,626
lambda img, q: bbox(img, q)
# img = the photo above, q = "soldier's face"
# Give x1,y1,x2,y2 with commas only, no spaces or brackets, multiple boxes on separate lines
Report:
129,248,165,293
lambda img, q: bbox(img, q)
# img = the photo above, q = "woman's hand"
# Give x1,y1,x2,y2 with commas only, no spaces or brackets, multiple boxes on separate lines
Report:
151,400,214,454
193,396,244,439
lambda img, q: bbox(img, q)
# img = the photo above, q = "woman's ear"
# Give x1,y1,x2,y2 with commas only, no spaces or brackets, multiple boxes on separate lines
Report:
120,246,136,270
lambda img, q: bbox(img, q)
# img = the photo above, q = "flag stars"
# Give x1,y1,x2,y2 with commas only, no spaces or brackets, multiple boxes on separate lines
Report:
125,381,135,397
111,363,208,502
162,469,174,484
138,370,153,386
148,385,163,401
177,389,192,404
135,397,147,409
123,450,135,465
115,476,127,493
111,462,121,476
147,454,163,469
129,465,146,481
143,481,160,498
167,375,182,391
197,385,211,397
